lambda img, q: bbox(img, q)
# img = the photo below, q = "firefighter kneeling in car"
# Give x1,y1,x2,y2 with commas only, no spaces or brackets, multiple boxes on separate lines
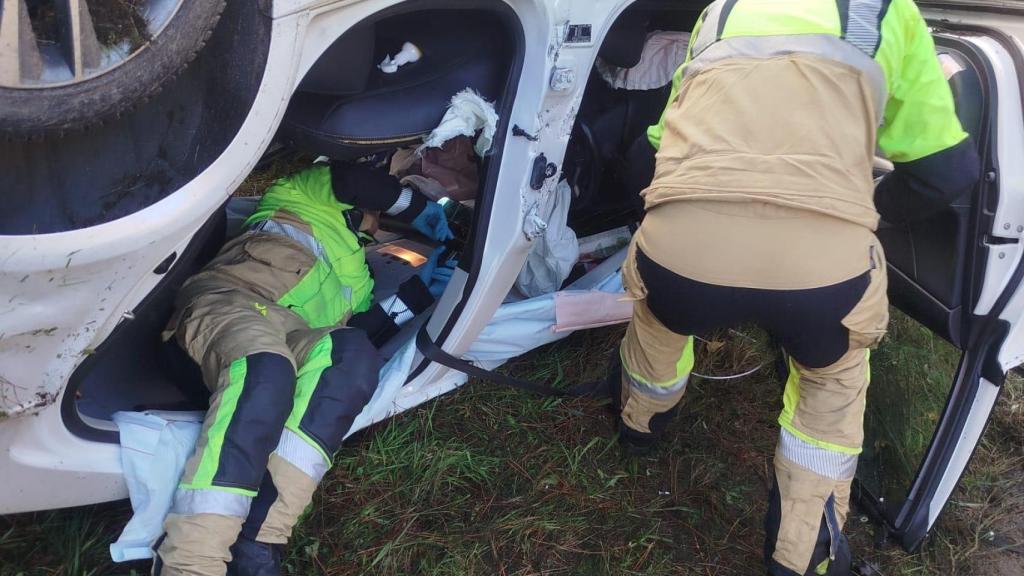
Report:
154,161,456,576
615,0,980,574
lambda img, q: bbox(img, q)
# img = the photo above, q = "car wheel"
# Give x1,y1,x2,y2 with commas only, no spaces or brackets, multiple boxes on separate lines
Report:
0,0,226,136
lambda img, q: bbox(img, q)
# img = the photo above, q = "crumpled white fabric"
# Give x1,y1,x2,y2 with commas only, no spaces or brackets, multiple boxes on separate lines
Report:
418,89,499,157
109,411,204,562
109,342,423,563
515,180,580,298
596,31,691,91
466,270,625,369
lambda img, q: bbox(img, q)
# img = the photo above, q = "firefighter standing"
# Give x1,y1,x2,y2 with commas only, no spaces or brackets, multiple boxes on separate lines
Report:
615,0,980,573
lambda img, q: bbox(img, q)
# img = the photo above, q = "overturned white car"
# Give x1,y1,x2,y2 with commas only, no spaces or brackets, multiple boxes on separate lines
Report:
2,0,1024,558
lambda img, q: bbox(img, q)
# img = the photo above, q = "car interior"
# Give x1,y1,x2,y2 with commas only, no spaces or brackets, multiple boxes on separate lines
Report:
61,0,706,443
65,0,523,441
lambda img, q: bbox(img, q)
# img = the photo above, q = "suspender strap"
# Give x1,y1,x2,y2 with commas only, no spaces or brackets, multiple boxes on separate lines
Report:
836,0,851,37
716,0,740,40
845,0,889,56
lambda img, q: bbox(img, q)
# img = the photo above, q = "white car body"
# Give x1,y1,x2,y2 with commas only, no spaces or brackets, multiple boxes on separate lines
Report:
1,0,1022,553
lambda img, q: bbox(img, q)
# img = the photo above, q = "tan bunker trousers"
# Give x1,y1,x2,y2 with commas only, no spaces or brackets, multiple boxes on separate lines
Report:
619,202,889,575
153,233,381,576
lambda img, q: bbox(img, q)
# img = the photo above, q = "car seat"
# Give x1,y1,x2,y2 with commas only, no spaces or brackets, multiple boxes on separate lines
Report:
565,13,687,235
279,11,510,160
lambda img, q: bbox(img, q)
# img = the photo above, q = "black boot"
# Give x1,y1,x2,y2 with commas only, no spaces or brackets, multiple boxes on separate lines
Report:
618,421,661,455
226,535,283,576
608,354,679,455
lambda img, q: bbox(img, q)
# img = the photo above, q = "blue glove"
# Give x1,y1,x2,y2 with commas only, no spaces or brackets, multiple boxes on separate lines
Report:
411,201,455,242
418,248,458,298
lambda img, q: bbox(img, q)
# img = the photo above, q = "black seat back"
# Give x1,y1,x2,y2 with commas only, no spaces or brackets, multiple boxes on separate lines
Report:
280,11,511,160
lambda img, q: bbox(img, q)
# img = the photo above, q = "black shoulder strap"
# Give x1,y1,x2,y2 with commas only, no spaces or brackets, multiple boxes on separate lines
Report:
415,327,610,399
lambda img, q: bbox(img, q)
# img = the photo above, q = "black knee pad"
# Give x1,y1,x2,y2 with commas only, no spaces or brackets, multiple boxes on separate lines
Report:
296,329,382,455
214,352,295,492
329,328,382,399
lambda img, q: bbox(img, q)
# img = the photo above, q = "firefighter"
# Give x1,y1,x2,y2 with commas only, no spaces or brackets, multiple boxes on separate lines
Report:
615,0,980,573
153,161,456,576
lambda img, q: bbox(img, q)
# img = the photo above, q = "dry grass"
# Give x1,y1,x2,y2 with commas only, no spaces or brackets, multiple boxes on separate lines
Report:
232,150,317,197
1,316,1022,575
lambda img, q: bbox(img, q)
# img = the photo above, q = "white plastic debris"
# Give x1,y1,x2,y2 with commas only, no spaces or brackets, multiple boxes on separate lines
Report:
515,180,580,298
379,41,422,73
596,31,691,90
419,89,500,157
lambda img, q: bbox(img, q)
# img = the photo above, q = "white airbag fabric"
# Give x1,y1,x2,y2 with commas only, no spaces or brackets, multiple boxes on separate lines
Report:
109,411,203,562
597,31,691,91
515,180,580,298
419,89,499,157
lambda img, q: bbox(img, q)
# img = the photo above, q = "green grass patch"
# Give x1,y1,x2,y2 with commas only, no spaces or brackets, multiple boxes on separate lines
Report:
2,318,1022,575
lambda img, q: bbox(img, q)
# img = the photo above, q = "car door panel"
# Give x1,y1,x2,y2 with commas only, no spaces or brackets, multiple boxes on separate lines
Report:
861,23,1024,552
876,41,991,349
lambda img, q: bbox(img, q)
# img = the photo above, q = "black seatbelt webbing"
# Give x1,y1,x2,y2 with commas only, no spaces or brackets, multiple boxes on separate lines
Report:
414,327,609,399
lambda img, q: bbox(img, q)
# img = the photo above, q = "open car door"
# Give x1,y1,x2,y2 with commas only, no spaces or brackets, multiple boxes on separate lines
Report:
859,15,1024,551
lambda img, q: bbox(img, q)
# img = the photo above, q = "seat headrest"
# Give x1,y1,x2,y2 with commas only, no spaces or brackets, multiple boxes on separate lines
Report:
598,11,651,69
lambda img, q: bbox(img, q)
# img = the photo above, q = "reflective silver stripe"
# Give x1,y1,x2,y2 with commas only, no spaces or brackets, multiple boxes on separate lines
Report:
778,428,859,480
386,187,414,216
172,487,252,518
275,429,330,483
690,0,728,58
687,34,888,123
253,219,327,261
626,372,689,396
379,294,416,326
845,0,884,56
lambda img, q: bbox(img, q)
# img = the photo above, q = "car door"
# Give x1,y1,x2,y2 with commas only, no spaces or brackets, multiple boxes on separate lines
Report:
858,10,1024,552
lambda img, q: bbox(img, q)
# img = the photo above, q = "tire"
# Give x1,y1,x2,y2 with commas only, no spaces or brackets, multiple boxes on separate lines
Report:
0,0,227,136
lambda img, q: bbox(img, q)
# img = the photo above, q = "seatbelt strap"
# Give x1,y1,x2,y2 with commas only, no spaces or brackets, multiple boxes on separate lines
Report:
415,327,610,398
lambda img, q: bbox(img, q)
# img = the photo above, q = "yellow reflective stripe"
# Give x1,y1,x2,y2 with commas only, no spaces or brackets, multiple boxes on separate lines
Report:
875,0,968,162
285,334,333,463
177,483,258,498
676,336,695,381
815,558,830,575
778,357,862,456
191,358,248,487
620,337,695,389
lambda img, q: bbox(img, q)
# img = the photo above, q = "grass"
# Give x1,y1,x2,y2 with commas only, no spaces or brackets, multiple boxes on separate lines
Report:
1,315,1022,575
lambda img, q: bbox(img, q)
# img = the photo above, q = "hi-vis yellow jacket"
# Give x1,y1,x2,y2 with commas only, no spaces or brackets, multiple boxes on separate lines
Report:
644,0,979,229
